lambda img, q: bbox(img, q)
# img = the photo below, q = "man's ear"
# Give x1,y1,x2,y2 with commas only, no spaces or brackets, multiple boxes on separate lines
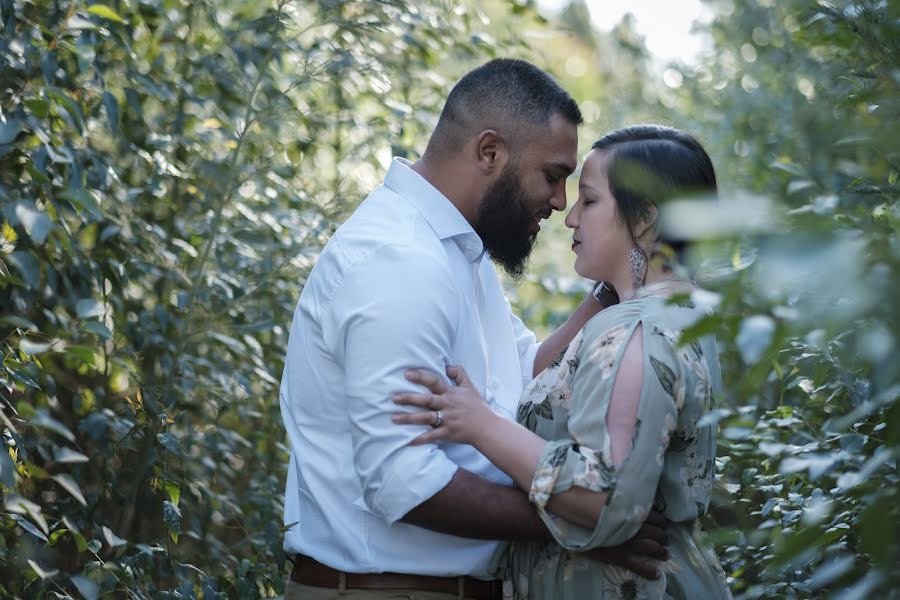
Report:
474,129,508,175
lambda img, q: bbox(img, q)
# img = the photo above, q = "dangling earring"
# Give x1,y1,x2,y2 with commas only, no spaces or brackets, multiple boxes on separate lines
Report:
629,246,646,291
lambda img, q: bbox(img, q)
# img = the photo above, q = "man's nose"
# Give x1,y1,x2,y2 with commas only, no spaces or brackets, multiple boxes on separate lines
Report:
550,183,567,212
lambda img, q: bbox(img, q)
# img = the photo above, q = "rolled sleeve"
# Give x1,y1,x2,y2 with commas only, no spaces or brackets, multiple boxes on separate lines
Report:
331,244,462,524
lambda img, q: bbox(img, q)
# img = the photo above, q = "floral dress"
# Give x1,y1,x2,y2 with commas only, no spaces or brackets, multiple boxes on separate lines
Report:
494,289,733,600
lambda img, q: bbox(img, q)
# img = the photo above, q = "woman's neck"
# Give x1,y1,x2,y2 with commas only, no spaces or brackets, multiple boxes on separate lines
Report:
611,261,687,302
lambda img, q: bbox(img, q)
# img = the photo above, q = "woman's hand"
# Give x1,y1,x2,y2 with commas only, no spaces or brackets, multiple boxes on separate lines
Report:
392,365,497,446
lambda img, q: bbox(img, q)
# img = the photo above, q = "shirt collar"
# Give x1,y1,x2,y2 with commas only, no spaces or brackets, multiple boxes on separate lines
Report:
384,157,485,263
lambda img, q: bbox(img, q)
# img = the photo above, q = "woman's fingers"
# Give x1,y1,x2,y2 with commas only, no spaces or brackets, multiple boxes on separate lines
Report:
391,410,438,426
445,364,474,388
405,369,447,394
408,429,444,445
392,392,436,409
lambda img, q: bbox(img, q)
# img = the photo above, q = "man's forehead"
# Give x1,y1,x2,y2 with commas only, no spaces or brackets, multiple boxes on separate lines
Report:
533,113,577,170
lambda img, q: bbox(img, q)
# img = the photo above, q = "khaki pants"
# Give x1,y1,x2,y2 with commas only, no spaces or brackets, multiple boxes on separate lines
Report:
284,579,485,600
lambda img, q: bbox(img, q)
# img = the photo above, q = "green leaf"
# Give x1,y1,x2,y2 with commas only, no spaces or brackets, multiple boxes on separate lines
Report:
157,432,183,456
0,448,15,489
75,298,104,319
6,251,41,288
164,480,181,506
53,473,87,506
19,336,53,355
47,89,85,133
24,97,50,118
102,525,126,548
53,446,89,464
82,320,112,339
102,91,119,136
5,494,49,535
31,410,76,442
28,559,59,580
71,575,99,600
57,189,102,218
0,117,22,145
163,500,181,542
14,202,52,244
11,514,48,542
86,4,126,23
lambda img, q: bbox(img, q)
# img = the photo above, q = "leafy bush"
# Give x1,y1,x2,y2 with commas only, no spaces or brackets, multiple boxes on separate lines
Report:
0,0,506,596
672,1,899,597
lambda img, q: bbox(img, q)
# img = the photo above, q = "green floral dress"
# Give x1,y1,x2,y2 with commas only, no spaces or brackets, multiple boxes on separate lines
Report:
495,288,733,600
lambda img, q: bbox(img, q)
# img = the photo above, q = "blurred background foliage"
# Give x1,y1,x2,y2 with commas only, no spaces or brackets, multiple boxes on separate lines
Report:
0,0,896,598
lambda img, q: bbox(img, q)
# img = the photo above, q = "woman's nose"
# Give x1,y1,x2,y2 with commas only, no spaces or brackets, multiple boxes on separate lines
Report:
564,202,579,229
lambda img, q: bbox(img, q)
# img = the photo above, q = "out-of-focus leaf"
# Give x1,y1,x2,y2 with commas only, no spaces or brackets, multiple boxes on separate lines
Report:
157,432,183,456
75,299,104,319
71,575,99,600
86,4,126,23
31,411,76,442
735,315,775,365
14,202,52,244
28,560,59,579
102,525,126,548
53,473,87,506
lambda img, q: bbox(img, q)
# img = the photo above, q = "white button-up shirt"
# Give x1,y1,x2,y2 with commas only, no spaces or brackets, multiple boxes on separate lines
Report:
279,158,540,577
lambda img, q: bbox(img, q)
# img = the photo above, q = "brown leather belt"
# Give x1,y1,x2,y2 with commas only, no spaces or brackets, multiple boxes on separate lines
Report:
291,554,503,600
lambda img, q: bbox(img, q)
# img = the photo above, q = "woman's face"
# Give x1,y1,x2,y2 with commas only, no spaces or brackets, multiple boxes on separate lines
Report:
565,150,634,281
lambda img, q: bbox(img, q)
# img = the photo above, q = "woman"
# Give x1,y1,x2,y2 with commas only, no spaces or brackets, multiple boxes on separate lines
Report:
393,125,733,599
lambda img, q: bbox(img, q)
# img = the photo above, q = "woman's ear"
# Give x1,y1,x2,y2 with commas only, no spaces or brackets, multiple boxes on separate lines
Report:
474,129,508,175
634,203,659,242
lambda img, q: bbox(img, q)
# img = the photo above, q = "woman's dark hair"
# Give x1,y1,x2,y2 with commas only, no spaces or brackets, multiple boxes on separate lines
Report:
592,124,717,257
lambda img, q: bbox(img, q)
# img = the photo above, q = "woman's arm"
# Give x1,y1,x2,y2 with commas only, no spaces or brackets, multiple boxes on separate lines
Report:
532,287,613,376
393,326,644,529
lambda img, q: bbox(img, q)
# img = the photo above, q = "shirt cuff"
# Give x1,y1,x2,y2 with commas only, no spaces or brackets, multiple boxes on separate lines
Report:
370,448,459,525
520,341,541,385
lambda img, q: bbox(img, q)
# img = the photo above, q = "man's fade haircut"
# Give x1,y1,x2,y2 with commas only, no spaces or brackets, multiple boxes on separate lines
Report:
426,58,583,158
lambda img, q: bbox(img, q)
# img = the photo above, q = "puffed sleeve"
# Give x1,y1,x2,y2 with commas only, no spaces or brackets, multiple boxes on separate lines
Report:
528,312,683,550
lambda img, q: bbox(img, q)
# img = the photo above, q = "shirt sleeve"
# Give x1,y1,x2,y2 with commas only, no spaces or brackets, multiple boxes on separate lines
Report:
328,243,461,525
508,299,540,385
527,312,682,550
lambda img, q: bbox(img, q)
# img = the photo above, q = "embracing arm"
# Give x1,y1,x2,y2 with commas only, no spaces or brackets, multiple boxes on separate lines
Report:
532,293,608,377
418,327,643,530
397,321,660,535
400,468,548,540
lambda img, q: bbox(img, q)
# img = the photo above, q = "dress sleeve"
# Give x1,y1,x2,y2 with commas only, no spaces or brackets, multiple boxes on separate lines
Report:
527,313,683,550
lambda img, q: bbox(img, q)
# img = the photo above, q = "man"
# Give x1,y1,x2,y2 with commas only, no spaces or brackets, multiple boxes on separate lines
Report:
279,58,665,600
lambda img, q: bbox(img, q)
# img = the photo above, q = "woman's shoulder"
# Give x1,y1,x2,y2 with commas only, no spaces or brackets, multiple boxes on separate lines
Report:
580,299,654,342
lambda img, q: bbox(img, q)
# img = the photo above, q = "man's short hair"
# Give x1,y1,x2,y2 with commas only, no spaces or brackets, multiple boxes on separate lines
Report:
426,58,583,157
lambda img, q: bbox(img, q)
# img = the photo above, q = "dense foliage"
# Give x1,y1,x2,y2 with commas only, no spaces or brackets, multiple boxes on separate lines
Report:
0,0,896,598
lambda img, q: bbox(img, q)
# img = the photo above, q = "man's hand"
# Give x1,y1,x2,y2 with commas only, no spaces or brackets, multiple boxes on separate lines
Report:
586,510,669,580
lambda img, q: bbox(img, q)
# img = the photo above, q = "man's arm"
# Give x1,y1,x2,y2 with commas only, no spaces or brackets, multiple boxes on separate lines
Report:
401,469,668,579
401,469,547,540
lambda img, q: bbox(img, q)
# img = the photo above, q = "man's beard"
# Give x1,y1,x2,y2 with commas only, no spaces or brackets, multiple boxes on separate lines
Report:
474,165,538,280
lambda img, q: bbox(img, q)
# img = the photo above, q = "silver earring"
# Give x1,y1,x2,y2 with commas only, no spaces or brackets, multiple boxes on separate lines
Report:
629,246,646,290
